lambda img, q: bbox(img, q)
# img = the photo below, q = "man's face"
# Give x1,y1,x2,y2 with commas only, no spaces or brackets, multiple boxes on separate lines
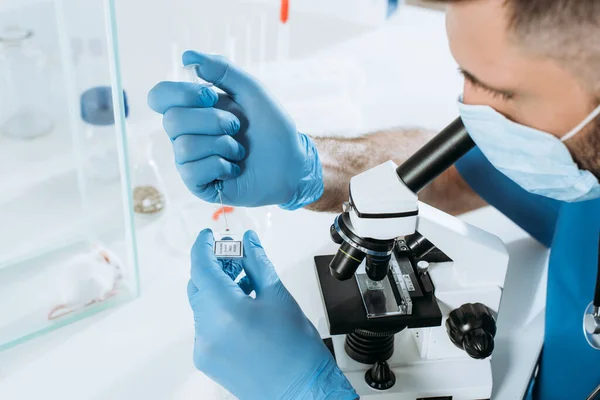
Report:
446,0,596,138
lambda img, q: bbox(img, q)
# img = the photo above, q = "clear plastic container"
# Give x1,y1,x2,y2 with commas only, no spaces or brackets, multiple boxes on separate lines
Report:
0,26,54,139
0,0,139,351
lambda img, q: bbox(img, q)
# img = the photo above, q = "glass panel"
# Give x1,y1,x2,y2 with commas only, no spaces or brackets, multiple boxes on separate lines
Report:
0,0,138,350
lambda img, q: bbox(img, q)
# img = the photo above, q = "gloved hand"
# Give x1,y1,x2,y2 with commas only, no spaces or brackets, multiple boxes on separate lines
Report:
188,229,358,400
147,51,323,210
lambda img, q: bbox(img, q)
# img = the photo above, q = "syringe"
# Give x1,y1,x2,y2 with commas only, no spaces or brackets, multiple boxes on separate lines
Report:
215,180,230,232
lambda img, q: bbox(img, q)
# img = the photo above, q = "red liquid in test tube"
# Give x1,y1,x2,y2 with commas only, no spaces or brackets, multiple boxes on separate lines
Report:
280,0,289,24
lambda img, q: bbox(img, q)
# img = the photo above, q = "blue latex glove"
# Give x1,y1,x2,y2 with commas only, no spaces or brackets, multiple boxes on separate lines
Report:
147,51,323,210
188,229,358,400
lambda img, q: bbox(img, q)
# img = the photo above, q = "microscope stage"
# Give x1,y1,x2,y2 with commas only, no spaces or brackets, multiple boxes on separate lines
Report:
315,251,442,335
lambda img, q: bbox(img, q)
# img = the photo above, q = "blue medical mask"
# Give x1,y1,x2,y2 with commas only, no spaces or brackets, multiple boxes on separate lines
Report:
458,98,600,202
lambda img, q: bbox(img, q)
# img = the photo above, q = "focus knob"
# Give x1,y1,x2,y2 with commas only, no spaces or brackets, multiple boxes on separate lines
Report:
463,328,495,359
446,303,497,360
365,360,396,390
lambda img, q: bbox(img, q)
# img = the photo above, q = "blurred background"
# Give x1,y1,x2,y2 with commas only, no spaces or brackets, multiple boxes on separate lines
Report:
1,1,543,400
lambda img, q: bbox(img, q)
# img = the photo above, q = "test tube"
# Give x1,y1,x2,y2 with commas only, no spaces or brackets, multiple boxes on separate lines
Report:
258,12,267,75
224,19,237,63
245,19,252,68
276,22,290,62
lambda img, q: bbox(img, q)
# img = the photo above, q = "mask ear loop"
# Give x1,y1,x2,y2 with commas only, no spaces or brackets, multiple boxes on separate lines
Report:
562,103,600,142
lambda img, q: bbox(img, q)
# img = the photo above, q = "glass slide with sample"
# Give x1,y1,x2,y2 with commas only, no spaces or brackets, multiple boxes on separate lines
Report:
0,0,139,351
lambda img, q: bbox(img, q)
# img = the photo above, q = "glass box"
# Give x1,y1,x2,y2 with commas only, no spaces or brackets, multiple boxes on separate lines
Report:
0,0,139,350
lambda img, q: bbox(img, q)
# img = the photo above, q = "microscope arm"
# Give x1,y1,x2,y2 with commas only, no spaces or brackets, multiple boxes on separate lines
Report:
416,201,508,288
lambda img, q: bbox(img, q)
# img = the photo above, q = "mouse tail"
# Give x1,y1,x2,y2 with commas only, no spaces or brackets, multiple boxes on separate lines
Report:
47,304,74,321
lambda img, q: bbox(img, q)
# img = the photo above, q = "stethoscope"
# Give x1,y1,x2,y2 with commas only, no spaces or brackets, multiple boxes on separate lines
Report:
582,234,600,399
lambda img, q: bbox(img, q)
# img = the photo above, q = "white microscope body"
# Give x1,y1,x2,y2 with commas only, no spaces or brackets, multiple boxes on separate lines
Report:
332,160,509,400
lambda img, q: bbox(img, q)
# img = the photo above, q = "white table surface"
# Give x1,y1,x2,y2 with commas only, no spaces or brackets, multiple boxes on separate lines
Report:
0,5,548,399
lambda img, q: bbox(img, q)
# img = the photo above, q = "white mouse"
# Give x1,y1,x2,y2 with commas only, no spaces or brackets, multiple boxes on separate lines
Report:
48,245,124,320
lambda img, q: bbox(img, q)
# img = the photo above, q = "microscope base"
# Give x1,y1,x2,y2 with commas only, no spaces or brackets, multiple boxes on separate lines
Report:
330,333,493,400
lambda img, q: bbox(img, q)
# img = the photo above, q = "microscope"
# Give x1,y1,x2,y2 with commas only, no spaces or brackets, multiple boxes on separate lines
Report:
314,118,509,400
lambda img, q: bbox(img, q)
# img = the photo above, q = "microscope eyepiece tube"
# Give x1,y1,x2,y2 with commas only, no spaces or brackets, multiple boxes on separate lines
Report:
396,118,474,193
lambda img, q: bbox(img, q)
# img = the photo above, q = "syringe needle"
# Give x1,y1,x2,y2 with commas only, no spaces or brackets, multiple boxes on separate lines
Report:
217,184,229,232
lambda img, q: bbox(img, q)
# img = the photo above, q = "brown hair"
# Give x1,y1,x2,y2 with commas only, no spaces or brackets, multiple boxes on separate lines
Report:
430,0,600,96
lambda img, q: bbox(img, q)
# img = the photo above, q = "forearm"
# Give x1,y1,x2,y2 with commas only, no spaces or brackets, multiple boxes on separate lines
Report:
307,128,487,216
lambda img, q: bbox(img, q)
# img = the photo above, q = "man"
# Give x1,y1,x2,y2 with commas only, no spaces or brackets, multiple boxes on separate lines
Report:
148,0,600,398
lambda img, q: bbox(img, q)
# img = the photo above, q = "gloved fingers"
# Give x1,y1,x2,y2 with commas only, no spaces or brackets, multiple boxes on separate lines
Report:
220,258,244,281
163,107,241,140
191,180,221,203
187,278,199,298
190,229,242,302
182,51,266,105
241,230,281,296
177,156,241,191
237,276,255,295
148,81,218,114
173,135,246,164
189,261,248,301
